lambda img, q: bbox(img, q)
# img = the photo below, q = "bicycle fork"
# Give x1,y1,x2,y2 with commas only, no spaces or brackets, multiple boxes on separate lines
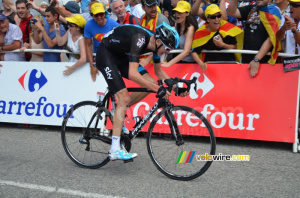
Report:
165,108,184,146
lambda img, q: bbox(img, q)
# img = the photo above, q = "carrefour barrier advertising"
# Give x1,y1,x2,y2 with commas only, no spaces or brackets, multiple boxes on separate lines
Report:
0,62,106,126
0,62,299,143
124,63,299,143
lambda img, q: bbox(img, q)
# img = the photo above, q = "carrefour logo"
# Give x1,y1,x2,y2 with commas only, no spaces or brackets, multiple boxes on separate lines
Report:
18,69,48,92
182,72,214,99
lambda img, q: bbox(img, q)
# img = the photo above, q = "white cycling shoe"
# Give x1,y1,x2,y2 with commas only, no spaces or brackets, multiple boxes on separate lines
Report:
109,149,137,161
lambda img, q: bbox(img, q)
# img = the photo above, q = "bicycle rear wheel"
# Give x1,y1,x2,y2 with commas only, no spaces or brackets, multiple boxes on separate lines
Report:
61,101,112,168
147,106,216,181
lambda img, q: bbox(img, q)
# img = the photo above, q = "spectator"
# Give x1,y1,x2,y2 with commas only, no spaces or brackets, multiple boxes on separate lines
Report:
33,6,66,62
20,15,44,62
76,0,91,13
64,1,81,14
276,0,300,55
162,8,175,26
141,0,169,31
40,1,49,10
191,0,231,22
162,0,198,67
0,0,17,24
131,0,145,19
123,0,132,13
110,0,140,25
84,2,119,81
35,0,99,22
55,14,87,76
275,0,290,16
139,0,169,65
15,0,33,61
191,4,243,70
0,13,25,61
228,0,282,77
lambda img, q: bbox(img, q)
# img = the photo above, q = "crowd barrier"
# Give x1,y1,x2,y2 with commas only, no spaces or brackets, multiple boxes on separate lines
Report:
0,49,299,152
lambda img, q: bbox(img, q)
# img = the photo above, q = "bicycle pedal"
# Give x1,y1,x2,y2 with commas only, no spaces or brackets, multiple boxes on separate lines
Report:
123,159,134,163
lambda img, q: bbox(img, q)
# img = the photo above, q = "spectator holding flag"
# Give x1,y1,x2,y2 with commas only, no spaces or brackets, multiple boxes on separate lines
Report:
191,4,243,70
228,0,282,77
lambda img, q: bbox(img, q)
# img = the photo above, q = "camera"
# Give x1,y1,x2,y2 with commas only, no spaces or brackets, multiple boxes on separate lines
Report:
31,19,37,24
214,35,220,40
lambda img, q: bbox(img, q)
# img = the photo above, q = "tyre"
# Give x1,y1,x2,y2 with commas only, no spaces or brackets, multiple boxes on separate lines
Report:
61,101,112,168
147,106,216,181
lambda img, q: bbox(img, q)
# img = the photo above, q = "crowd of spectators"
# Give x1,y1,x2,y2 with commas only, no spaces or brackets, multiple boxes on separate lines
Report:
0,0,299,78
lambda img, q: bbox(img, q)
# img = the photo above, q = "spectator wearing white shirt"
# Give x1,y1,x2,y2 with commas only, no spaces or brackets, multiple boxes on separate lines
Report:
276,0,300,55
0,13,25,61
130,0,145,19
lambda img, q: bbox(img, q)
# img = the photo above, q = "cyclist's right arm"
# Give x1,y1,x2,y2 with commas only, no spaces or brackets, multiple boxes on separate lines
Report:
128,62,160,92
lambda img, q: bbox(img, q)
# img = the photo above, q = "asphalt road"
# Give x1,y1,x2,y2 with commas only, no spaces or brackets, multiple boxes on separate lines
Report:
1,123,300,198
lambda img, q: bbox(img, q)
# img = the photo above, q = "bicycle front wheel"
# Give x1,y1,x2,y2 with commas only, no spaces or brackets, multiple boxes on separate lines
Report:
147,105,216,181
61,101,112,168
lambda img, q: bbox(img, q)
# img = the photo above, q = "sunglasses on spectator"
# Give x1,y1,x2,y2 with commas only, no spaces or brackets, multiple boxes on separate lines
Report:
94,12,105,18
290,2,300,8
68,23,77,27
208,14,222,19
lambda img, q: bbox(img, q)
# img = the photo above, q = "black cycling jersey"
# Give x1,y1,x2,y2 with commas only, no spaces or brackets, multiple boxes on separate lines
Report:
96,24,160,94
101,24,161,63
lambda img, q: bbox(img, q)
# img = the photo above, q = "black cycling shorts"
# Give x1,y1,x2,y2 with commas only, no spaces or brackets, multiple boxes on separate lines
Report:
96,44,148,94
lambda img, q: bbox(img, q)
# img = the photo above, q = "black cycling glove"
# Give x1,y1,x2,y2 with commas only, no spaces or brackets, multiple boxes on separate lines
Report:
156,86,167,98
175,88,188,96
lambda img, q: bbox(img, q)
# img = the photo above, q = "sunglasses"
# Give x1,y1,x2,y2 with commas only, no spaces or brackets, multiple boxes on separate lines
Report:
68,23,77,27
209,14,222,19
290,2,300,8
94,12,105,18
162,43,173,53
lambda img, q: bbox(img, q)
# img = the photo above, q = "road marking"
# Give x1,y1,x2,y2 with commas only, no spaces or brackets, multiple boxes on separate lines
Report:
0,180,122,198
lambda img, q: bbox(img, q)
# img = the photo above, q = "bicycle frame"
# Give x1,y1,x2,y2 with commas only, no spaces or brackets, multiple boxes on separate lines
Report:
93,88,182,142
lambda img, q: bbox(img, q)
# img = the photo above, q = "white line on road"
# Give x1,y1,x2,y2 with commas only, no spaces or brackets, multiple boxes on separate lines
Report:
0,180,123,198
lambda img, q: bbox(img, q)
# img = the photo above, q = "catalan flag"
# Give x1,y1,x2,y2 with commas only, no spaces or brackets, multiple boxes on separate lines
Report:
140,12,158,31
192,20,244,61
259,4,282,65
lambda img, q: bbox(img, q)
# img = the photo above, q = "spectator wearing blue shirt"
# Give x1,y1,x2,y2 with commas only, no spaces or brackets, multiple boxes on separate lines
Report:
33,6,66,62
84,2,119,81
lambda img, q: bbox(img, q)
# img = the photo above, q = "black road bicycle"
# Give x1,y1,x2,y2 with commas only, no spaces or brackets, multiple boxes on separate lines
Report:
61,77,216,181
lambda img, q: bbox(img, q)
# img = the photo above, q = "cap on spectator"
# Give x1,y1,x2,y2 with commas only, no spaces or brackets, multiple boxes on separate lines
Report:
40,1,49,6
0,13,7,21
204,4,221,18
141,0,158,7
66,14,86,28
173,1,191,13
65,1,80,14
91,2,105,14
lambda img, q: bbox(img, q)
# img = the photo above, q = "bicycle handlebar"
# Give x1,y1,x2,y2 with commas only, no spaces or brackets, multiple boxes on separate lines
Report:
158,77,198,96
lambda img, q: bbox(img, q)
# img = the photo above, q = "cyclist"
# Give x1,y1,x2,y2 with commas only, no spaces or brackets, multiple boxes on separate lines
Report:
96,23,188,161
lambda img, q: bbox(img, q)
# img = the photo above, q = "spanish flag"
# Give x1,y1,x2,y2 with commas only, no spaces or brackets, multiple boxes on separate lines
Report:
192,20,244,61
140,13,158,31
259,4,282,65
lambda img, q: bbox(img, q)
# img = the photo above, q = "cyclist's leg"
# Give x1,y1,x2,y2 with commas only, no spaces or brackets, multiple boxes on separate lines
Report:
96,45,137,160
129,72,156,106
